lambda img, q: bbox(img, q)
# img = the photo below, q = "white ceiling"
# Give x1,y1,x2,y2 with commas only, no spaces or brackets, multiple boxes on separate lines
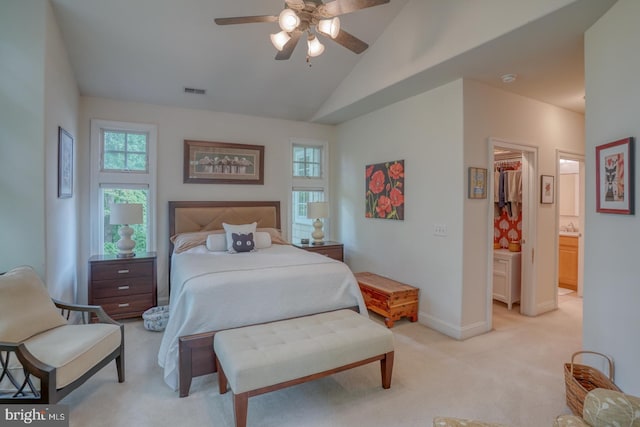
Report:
50,0,616,124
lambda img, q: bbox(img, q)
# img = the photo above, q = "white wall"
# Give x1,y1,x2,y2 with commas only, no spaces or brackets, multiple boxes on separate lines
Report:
462,80,584,327
0,1,47,276
78,97,336,303
584,0,640,394
44,0,80,301
335,80,466,337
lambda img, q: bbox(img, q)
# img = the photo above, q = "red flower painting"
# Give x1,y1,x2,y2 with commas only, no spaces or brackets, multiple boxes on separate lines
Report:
365,160,405,220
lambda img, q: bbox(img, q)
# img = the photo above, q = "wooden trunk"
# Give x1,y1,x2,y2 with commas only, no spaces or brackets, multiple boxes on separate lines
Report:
354,272,419,328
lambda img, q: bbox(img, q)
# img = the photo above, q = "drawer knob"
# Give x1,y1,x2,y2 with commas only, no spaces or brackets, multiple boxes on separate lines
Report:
118,303,130,308
117,269,130,274
118,285,130,290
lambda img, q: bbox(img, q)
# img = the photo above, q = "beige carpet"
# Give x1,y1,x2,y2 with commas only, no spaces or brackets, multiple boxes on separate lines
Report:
63,294,582,427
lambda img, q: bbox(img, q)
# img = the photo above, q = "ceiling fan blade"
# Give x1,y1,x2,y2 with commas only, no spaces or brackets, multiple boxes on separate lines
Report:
275,30,302,60
214,15,278,25
330,29,369,54
321,0,390,16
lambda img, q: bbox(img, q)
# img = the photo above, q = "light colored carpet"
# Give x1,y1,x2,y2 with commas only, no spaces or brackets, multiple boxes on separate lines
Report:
63,294,582,427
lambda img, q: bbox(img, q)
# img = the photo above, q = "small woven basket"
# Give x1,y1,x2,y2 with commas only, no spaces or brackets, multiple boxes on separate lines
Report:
564,350,621,416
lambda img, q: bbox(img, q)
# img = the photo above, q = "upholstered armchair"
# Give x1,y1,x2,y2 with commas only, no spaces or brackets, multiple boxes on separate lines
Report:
0,266,124,403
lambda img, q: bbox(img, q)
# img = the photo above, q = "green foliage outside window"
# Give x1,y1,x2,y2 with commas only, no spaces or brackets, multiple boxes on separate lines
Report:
103,131,148,172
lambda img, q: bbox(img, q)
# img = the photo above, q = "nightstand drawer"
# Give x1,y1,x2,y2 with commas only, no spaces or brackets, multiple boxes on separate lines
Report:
91,277,153,299
91,260,153,281
93,294,155,318
310,246,343,261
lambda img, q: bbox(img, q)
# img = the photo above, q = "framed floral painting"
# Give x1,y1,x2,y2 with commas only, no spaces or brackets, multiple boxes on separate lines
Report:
365,160,404,220
596,137,634,214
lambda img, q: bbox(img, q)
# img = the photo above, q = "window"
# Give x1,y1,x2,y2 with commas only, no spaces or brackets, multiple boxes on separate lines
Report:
290,141,328,243
91,120,157,255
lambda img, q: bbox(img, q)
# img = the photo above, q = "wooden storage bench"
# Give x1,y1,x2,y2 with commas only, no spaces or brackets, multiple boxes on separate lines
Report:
355,272,419,328
214,309,394,427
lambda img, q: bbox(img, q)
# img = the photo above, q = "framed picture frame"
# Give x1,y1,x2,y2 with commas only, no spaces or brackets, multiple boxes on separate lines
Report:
468,167,487,199
58,126,73,198
596,137,634,214
183,140,264,185
540,175,554,204
365,159,405,220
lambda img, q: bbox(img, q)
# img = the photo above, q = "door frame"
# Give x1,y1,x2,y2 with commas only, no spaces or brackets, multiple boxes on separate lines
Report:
487,138,539,325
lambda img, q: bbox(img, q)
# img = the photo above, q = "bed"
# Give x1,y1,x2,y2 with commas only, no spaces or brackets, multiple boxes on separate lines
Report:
157,201,367,396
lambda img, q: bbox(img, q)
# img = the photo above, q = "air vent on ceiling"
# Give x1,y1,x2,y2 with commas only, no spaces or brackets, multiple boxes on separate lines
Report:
184,87,206,95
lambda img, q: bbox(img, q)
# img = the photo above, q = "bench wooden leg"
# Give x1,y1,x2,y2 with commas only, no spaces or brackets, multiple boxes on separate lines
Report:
216,356,228,394
233,392,248,427
380,351,394,389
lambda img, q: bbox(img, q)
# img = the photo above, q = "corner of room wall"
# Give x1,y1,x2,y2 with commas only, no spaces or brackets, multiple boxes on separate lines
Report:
44,0,81,301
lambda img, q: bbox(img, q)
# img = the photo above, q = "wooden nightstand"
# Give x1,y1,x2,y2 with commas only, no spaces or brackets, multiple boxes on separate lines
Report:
292,241,344,262
88,252,157,320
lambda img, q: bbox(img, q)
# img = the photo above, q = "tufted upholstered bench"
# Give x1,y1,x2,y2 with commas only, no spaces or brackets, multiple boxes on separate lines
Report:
214,309,395,427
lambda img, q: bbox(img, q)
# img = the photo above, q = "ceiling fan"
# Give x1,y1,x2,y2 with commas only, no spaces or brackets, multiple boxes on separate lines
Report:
214,0,391,60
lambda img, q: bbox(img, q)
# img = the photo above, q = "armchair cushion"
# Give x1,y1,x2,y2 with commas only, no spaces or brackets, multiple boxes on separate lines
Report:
24,324,121,388
0,266,67,342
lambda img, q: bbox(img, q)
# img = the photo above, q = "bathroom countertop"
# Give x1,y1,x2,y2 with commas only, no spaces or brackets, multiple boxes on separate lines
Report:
559,231,580,237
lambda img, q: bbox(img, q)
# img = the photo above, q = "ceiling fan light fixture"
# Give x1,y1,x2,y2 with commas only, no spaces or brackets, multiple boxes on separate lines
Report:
270,31,291,51
278,9,300,32
317,17,340,39
307,34,325,57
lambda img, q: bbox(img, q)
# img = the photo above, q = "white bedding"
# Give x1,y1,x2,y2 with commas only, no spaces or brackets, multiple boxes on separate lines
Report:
157,244,367,390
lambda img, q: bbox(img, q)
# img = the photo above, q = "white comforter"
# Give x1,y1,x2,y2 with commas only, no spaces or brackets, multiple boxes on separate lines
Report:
157,244,367,390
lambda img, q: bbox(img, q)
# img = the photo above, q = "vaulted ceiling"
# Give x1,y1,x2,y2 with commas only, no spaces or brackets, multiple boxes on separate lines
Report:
50,0,616,124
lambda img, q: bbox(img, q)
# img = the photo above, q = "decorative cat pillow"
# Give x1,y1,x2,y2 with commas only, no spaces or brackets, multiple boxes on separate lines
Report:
231,232,255,253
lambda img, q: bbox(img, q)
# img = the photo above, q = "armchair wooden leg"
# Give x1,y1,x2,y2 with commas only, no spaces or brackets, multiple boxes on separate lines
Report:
116,354,125,383
380,351,394,389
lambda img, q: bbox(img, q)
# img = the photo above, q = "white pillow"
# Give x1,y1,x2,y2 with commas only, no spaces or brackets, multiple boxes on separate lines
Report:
222,222,257,252
254,231,272,249
206,234,227,252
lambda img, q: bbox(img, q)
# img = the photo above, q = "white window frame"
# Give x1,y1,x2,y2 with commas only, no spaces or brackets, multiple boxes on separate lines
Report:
289,138,329,241
90,119,157,255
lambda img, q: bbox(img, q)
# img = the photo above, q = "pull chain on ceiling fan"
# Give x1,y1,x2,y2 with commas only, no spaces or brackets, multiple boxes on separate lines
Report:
214,0,391,61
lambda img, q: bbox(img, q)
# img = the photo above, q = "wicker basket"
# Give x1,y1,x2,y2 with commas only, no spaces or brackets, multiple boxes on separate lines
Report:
564,350,621,416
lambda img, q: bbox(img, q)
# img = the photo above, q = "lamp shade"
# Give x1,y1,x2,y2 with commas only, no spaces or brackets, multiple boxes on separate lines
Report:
307,35,325,57
307,201,329,219
110,203,143,225
270,31,291,51
317,17,340,39
278,8,300,32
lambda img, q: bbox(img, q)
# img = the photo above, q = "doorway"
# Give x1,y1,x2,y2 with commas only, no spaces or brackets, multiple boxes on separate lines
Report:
487,138,538,329
557,151,585,298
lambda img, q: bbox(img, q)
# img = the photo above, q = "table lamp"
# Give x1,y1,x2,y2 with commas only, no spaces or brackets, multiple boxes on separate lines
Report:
110,203,143,257
307,201,329,245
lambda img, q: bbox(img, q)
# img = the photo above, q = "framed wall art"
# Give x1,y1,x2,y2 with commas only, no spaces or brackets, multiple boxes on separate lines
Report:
184,140,264,185
365,159,404,220
468,167,487,199
596,137,634,214
58,126,73,198
540,175,554,204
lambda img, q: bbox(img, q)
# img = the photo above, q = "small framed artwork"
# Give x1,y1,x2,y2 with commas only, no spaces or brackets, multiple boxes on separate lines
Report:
58,126,73,198
184,140,264,185
468,167,487,199
596,137,634,214
540,175,554,204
